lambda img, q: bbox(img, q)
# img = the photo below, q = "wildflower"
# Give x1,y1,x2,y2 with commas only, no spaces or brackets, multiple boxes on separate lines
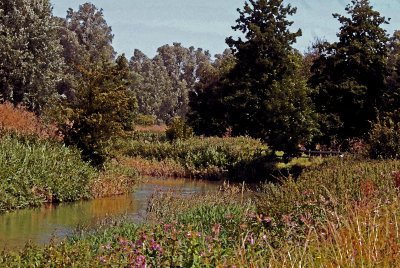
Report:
226,214,232,219
262,235,267,240
105,243,111,250
114,234,119,239
196,232,201,237
99,256,106,263
186,231,191,237
264,217,271,223
200,251,205,257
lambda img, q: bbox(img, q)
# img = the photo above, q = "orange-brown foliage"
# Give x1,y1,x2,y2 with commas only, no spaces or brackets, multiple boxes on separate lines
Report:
0,101,59,140
134,124,166,132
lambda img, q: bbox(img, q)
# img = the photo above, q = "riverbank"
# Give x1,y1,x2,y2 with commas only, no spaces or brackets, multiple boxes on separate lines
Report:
0,132,139,214
3,156,400,266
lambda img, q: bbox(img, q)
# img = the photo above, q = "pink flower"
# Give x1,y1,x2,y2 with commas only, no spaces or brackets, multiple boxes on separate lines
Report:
99,256,106,263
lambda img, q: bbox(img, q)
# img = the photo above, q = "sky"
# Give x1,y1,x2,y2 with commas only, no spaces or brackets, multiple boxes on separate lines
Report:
50,0,400,59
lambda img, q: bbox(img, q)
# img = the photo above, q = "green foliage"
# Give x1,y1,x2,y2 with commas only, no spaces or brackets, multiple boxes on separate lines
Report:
0,132,98,213
134,114,155,126
122,136,265,172
310,0,390,142
220,0,318,155
56,3,116,100
55,55,137,165
166,118,194,141
367,117,400,159
188,49,236,136
256,156,400,219
129,44,213,123
0,0,64,113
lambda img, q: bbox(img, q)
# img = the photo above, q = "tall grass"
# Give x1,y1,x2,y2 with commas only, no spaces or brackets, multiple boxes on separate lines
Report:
0,132,98,213
118,136,269,180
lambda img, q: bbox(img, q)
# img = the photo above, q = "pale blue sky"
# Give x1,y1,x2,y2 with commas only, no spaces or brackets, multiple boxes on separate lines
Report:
50,0,400,58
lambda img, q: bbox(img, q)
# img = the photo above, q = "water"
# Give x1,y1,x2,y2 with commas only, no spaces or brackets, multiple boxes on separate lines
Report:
0,177,220,250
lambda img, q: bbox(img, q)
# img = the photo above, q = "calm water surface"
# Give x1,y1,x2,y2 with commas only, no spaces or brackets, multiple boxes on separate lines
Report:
0,177,220,250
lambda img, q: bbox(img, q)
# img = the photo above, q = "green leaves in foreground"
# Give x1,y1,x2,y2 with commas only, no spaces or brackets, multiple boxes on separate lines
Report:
0,133,98,213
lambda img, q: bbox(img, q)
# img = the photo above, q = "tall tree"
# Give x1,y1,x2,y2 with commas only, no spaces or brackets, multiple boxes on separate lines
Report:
385,30,400,119
0,0,64,113
130,44,213,123
310,0,390,142
129,49,179,123
56,3,115,99
55,55,137,165
222,0,318,154
187,49,236,136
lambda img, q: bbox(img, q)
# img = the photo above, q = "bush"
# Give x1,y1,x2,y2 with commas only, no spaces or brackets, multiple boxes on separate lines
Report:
0,132,98,213
166,118,194,141
134,114,155,126
0,101,58,139
122,136,266,172
367,117,400,159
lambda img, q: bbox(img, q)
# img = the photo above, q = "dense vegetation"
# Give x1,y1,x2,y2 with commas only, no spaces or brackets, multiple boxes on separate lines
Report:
3,156,400,266
2,0,400,266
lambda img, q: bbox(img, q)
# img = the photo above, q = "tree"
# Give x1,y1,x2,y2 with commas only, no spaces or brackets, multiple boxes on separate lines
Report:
385,30,400,120
0,0,64,113
56,3,115,99
310,0,390,142
55,55,137,165
222,0,318,155
129,49,181,123
187,49,236,136
129,44,213,123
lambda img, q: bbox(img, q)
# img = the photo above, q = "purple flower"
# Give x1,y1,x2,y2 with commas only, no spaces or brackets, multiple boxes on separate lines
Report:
99,256,106,263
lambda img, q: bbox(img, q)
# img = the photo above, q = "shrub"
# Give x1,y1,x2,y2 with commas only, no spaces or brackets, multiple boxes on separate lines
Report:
166,118,194,141
0,101,58,139
134,114,155,126
366,117,400,159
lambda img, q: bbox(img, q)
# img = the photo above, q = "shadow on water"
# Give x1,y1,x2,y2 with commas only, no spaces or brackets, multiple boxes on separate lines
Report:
0,177,221,250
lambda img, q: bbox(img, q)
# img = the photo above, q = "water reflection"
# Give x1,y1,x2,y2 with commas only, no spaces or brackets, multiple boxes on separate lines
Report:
0,177,220,250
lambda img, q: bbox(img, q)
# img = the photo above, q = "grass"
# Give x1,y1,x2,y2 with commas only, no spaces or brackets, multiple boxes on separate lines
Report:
0,131,140,214
0,132,98,213
116,135,276,181
3,156,400,266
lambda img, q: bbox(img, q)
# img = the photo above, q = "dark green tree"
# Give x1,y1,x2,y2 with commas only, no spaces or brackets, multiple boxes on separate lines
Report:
187,49,236,136
55,55,137,165
310,0,390,142
222,0,318,154
385,30,400,120
0,0,64,113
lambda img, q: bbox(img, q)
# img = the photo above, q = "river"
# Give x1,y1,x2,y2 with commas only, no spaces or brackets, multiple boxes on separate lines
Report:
0,177,220,250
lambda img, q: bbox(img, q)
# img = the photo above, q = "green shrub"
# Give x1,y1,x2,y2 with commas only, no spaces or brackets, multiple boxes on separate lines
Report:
367,117,400,159
166,118,194,141
123,136,266,171
0,132,98,213
134,114,155,126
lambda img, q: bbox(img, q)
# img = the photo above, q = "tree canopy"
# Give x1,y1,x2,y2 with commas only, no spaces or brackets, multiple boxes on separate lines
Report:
207,0,319,155
310,0,390,142
0,0,64,113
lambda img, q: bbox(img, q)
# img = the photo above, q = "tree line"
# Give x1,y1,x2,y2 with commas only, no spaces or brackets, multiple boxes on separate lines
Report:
1,0,400,161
